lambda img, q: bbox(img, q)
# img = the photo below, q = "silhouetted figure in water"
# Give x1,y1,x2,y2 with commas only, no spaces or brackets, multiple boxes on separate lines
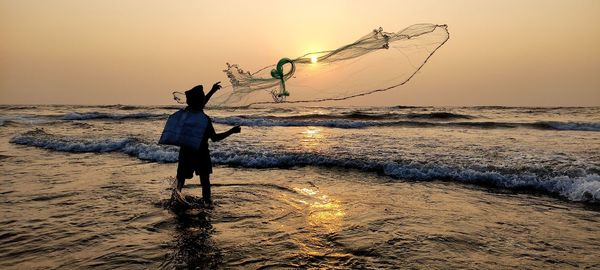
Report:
175,82,240,205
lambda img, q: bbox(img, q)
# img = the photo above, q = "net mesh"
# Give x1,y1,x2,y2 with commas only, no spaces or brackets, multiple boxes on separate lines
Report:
209,23,449,107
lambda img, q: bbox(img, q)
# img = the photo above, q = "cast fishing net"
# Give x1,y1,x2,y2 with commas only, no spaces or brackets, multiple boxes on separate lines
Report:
191,23,449,107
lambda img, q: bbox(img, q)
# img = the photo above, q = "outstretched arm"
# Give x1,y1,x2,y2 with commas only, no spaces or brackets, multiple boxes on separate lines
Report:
204,81,222,105
211,126,241,142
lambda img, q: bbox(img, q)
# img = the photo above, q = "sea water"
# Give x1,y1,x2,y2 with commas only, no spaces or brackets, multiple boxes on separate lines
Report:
1,105,599,269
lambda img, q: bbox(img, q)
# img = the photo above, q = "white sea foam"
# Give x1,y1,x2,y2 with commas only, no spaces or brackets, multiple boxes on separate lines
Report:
10,130,179,162
10,131,600,203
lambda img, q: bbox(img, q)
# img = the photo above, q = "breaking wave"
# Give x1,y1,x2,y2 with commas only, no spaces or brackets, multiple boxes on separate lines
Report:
10,130,600,203
60,112,167,120
3,111,598,132
0,105,38,110
248,111,474,120
212,117,600,131
9,130,178,162
0,116,55,126
532,121,600,132
404,112,473,119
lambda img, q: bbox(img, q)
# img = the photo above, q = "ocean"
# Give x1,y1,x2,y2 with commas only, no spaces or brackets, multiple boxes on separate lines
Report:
1,105,599,269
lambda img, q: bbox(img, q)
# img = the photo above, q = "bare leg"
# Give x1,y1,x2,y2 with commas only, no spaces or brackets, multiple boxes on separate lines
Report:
176,177,185,192
199,173,211,204
171,177,189,207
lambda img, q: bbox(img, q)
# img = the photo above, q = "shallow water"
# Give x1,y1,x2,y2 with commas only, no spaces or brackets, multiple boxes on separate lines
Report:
1,105,599,269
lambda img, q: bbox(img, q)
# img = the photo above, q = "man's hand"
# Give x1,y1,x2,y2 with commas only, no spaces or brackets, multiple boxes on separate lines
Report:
211,81,222,91
230,126,241,134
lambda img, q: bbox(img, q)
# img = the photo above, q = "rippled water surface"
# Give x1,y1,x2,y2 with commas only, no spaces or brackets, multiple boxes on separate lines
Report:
1,105,599,269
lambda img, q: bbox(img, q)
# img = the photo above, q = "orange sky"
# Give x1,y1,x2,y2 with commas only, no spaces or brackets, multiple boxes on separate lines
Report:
1,0,599,106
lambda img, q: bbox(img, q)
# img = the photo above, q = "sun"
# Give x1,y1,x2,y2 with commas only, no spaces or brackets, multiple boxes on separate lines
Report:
310,55,318,64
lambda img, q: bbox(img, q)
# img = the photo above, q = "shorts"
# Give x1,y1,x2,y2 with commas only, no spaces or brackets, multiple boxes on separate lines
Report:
176,147,213,179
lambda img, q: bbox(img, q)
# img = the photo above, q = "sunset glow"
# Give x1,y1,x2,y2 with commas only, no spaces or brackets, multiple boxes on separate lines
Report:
1,0,598,106
1,1,599,269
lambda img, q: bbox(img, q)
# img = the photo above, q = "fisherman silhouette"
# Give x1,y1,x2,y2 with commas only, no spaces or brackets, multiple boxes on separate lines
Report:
170,82,240,205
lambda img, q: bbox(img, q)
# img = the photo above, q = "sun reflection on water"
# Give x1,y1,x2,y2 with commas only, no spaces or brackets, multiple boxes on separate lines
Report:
294,186,345,233
300,127,324,150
